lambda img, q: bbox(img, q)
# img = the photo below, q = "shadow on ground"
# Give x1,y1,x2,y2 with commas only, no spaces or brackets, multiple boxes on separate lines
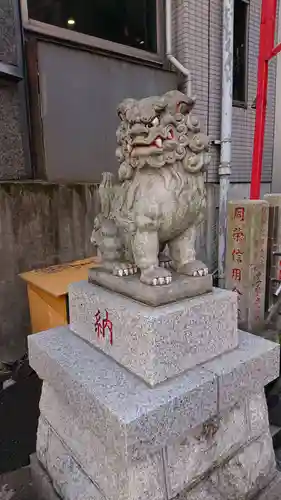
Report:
0,372,42,474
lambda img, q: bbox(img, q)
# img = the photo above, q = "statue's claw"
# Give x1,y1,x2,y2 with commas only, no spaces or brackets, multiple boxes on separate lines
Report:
113,263,138,277
176,260,208,278
140,266,172,286
152,276,172,286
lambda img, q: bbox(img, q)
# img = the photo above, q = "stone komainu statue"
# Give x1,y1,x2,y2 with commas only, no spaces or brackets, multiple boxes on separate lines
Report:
91,90,211,286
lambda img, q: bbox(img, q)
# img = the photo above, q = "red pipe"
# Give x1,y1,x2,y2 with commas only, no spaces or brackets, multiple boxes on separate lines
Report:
250,0,277,200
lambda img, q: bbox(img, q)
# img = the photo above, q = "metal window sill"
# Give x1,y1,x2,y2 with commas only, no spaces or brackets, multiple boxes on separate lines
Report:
233,100,248,109
0,62,23,81
23,20,167,69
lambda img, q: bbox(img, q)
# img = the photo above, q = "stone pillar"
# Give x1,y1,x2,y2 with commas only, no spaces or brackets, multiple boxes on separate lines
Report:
225,200,269,332
264,194,281,313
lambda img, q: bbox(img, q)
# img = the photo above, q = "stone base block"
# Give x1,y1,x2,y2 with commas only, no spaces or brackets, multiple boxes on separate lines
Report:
69,282,238,385
28,326,279,462
30,454,61,500
256,473,281,500
88,269,213,306
37,380,273,500
35,388,276,500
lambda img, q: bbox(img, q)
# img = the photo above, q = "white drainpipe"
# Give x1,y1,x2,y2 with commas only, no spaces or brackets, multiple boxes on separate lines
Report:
165,0,192,97
218,0,234,288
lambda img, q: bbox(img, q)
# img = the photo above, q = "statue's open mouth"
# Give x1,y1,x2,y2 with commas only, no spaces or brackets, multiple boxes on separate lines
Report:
131,128,175,155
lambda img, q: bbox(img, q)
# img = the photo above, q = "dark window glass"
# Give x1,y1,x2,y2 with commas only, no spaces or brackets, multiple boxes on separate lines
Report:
27,0,158,53
233,0,248,103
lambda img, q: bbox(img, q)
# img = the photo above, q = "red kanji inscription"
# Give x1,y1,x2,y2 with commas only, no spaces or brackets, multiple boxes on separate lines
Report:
95,309,113,345
95,310,103,339
234,207,245,222
232,249,244,264
232,268,242,281
232,227,245,243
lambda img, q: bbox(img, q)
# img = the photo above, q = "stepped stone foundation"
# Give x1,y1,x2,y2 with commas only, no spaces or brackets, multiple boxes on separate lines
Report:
29,282,280,500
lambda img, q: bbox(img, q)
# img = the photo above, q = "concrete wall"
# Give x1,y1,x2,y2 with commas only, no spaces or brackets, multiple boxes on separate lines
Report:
0,182,99,363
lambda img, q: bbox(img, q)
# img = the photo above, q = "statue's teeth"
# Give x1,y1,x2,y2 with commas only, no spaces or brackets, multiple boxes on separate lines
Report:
155,138,162,148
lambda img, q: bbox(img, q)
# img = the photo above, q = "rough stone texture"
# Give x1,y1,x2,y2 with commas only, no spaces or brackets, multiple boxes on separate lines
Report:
37,423,105,500
28,327,217,459
175,480,224,500
0,182,99,362
165,399,249,497
203,330,280,411
225,200,269,331
36,416,49,470
88,269,213,307
69,282,238,385
38,385,168,500
0,83,26,181
247,391,270,439
30,454,61,500
255,474,281,500
37,414,166,500
29,456,281,500
29,324,279,500
36,385,276,500
38,384,273,500
0,0,18,65
210,432,276,500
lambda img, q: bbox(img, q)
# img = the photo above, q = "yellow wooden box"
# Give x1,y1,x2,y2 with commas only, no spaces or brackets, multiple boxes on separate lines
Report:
20,257,100,334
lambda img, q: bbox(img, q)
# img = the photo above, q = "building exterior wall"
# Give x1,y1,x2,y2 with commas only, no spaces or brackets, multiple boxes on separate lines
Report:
173,0,276,185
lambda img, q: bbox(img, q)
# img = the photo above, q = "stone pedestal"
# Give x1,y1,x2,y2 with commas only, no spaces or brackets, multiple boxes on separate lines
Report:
28,282,280,500
225,200,269,332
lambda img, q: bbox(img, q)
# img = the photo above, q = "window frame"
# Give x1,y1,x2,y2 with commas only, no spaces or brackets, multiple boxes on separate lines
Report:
232,0,249,108
20,0,165,65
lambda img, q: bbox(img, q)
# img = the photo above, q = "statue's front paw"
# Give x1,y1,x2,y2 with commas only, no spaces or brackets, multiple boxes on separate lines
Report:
140,266,172,286
113,262,138,277
177,260,208,277
159,253,172,269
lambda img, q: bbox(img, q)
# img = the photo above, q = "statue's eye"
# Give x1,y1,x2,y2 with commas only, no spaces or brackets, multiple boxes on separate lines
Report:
152,117,160,127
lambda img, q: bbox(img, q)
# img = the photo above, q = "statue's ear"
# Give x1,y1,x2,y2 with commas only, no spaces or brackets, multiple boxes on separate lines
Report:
117,98,136,120
153,98,167,114
176,99,194,115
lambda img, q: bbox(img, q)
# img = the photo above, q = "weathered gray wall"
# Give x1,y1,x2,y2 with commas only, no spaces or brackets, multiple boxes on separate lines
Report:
0,0,30,180
0,81,26,179
0,182,99,362
0,0,18,65
173,0,276,184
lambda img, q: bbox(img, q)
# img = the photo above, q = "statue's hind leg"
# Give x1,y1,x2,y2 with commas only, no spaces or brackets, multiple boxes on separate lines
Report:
92,218,137,277
168,226,208,277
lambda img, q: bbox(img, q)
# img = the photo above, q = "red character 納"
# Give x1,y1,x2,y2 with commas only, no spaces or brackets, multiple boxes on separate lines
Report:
95,309,113,344
103,310,113,345
95,310,103,339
